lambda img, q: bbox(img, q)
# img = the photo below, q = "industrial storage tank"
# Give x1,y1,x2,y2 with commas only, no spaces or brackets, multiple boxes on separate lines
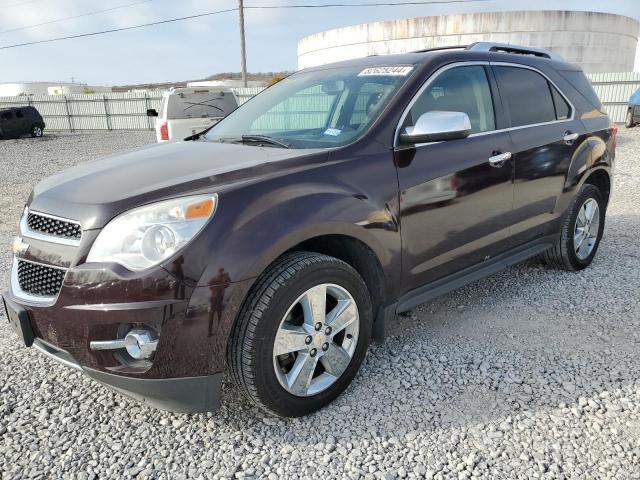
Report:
298,11,639,73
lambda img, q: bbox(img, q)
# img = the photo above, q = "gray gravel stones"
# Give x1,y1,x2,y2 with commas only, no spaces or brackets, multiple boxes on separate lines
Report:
1,129,640,478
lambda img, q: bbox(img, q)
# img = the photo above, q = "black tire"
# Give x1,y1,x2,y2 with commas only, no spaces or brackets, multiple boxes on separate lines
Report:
227,252,373,417
541,184,605,271
625,110,635,129
30,125,43,137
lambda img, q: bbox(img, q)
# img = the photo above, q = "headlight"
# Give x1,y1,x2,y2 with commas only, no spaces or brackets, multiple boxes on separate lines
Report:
87,194,217,271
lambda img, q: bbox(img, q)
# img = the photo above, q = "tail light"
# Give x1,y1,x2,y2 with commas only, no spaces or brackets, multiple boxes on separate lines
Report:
159,122,169,141
610,122,618,151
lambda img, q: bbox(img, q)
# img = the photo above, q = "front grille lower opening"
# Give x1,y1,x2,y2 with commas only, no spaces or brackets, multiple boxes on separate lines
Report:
16,260,65,297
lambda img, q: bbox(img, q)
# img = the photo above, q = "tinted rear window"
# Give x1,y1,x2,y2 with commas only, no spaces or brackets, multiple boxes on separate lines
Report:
557,70,602,110
494,66,556,127
167,92,238,119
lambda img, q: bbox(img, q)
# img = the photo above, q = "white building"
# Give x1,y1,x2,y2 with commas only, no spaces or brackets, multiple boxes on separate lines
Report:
0,82,112,97
298,10,639,73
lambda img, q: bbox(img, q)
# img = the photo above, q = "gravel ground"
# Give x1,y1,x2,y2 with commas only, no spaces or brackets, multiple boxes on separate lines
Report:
1,130,639,479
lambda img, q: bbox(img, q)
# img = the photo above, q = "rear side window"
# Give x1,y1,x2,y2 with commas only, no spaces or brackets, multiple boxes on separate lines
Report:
551,86,571,120
558,70,602,110
404,65,496,134
16,110,23,118
494,66,556,127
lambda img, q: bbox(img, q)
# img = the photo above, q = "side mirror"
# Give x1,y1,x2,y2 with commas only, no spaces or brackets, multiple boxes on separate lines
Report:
400,111,472,145
146,109,158,117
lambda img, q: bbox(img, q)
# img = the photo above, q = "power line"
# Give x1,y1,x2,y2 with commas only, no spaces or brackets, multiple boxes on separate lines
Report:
1,0,44,7
0,8,239,50
246,0,490,9
0,0,154,35
0,0,490,50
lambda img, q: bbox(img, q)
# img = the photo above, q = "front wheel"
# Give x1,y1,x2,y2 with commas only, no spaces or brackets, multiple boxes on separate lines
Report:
228,252,372,417
31,125,43,137
541,184,605,271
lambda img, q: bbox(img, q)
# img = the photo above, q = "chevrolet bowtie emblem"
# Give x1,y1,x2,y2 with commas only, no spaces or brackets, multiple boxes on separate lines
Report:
11,237,29,256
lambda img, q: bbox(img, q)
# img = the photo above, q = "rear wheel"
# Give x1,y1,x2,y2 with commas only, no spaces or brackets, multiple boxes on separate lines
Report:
625,110,635,128
30,125,43,137
228,252,372,417
542,184,605,271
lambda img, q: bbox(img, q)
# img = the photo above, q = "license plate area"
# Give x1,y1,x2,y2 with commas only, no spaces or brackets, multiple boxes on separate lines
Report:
2,296,34,347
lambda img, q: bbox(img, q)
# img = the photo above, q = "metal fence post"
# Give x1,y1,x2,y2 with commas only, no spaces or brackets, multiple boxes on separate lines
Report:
63,95,73,132
103,95,112,131
144,93,152,130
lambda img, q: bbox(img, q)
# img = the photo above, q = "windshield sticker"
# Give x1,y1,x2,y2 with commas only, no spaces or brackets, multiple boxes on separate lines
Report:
358,66,414,77
323,128,342,137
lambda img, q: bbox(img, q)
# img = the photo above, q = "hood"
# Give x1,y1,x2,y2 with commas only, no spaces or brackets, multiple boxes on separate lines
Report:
29,141,323,229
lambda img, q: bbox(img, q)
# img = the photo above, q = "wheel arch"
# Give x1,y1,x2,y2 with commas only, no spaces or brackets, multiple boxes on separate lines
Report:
288,234,388,315
582,168,612,206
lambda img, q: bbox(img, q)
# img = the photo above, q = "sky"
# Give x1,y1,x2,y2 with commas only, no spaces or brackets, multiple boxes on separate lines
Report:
0,0,639,85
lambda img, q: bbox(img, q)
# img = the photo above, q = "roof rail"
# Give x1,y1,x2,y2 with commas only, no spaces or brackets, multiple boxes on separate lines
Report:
411,45,468,54
466,42,564,62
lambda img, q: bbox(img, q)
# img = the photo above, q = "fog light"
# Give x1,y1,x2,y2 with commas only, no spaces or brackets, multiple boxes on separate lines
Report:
124,329,158,360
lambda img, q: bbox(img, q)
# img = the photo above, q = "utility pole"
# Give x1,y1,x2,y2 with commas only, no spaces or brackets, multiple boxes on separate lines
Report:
238,0,248,87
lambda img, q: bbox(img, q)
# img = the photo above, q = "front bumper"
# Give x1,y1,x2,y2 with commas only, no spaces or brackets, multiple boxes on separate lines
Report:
4,264,253,412
33,338,222,412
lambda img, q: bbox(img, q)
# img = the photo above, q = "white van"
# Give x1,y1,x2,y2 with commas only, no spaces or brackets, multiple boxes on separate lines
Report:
147,87,239,142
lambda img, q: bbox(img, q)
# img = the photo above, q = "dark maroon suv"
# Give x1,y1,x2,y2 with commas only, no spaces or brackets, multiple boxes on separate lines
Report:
3,43,615,417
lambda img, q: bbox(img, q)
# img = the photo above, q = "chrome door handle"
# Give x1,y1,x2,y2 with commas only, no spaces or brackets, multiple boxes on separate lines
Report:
489,151,512,167
564,132,579,143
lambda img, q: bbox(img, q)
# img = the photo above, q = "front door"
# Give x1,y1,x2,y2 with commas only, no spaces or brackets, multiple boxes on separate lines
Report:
396,64,514,293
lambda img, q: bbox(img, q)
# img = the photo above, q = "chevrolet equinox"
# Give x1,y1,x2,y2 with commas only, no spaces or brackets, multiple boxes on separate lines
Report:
3,43,615,417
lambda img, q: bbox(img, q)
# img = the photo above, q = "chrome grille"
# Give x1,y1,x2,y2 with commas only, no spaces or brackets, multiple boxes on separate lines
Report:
26,212,82,241
16,259,66,297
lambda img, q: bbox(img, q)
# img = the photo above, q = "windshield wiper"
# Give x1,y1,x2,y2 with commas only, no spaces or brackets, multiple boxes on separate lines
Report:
240,134,291,149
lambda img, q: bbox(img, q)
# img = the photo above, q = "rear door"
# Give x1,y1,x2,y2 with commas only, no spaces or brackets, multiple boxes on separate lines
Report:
396,64,515,292
492,64,586,244
15,109,27,135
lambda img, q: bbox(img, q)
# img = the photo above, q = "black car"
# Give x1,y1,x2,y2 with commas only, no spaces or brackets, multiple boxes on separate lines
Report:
0,106,45,139
3,43,615,417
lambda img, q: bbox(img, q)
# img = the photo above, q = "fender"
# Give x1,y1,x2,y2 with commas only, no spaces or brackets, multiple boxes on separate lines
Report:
168,149,402,303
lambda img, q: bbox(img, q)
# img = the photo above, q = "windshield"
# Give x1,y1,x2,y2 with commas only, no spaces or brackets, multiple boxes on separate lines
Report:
204,65,415,148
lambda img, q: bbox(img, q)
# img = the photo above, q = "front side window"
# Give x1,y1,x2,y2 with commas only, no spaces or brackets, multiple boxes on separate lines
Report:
494,66,558,127
402,65,496,135
205,65,414,148
1,111,12,120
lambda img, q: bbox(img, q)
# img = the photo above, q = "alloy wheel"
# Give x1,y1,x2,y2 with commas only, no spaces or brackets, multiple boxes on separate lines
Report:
573,197,600,260
273,283,359,397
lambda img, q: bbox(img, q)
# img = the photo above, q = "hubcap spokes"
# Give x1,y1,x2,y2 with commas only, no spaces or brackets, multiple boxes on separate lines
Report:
574,198,600,260
273,284,359,397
